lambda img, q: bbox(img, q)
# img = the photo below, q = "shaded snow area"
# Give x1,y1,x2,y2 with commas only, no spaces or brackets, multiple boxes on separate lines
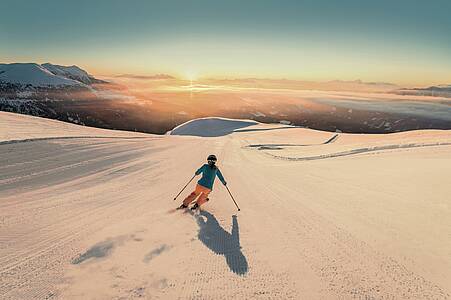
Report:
1,112,451,299
170,117,259,137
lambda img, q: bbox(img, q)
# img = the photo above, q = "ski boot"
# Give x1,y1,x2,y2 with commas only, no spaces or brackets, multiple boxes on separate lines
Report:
177,203,188,210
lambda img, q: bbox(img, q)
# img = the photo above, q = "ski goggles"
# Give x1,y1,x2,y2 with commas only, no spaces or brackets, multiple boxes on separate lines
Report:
207,159,216,163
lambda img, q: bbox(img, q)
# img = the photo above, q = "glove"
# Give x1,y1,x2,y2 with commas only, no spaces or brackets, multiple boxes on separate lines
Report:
223,181,227,186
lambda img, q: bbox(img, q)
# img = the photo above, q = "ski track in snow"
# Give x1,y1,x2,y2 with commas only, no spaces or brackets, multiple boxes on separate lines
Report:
236,146,449,299
0,138,170,299
0,135,156,146
247,133,339,150
263,141,451,161
1,114,451,299
246,133,451,161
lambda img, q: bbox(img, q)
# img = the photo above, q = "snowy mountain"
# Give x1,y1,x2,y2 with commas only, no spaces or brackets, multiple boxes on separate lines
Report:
0,63,114,129
0,62,105,87
0,63,82,87
42,63,106,85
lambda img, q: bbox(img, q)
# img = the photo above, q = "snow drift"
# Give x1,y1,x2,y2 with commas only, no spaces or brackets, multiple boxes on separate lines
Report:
170,117,259,137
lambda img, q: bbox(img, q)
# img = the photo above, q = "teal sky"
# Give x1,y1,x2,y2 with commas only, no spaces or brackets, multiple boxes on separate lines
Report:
1,0,451,85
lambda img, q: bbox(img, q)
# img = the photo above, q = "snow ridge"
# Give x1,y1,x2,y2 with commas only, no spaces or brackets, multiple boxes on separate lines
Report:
42,63,102,85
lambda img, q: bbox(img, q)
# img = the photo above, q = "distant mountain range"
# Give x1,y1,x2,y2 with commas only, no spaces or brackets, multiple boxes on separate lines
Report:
0,62,450,134
395,85,451,98
205,78,401,93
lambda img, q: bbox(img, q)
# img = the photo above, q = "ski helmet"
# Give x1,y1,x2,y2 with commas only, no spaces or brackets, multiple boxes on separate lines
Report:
207,154,217,163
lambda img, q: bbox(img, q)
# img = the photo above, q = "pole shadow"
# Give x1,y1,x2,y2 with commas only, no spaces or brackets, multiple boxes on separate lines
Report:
192,210,248,275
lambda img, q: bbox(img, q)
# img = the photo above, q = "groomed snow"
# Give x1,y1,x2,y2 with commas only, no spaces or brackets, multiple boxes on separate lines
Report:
1,112,451,299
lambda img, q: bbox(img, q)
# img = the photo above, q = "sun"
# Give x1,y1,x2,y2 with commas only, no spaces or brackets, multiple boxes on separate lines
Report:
184,71,198,82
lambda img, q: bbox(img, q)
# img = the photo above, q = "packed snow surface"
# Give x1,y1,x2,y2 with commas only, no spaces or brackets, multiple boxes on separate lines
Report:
1,111,451,299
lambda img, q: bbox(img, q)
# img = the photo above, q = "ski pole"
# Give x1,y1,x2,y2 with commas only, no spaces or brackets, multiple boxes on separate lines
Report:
173,175,196,200
225,185,241,211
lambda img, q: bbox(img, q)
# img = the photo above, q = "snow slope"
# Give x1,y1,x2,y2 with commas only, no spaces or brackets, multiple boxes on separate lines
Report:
1,112,451,299
0,63,82,87
0,111,149,143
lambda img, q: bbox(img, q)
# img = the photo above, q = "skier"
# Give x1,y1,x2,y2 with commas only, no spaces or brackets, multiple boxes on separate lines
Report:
179,154,227,210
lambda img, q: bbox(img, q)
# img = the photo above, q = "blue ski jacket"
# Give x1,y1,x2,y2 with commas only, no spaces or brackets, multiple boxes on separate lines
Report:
195,164,226,190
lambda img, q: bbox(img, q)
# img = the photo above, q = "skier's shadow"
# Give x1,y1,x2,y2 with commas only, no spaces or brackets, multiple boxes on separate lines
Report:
192,210,248,275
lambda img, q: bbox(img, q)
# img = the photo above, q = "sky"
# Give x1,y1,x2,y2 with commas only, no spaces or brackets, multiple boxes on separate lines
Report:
1,0,451,86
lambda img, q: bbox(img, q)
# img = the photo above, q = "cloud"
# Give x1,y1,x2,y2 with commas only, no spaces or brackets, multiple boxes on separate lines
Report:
93,89,136,101
114,74,176,80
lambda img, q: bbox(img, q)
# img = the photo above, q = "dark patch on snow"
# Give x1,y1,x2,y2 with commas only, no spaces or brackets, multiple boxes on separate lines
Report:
143,244,171,263
193,211,248,275
72,240,115,264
